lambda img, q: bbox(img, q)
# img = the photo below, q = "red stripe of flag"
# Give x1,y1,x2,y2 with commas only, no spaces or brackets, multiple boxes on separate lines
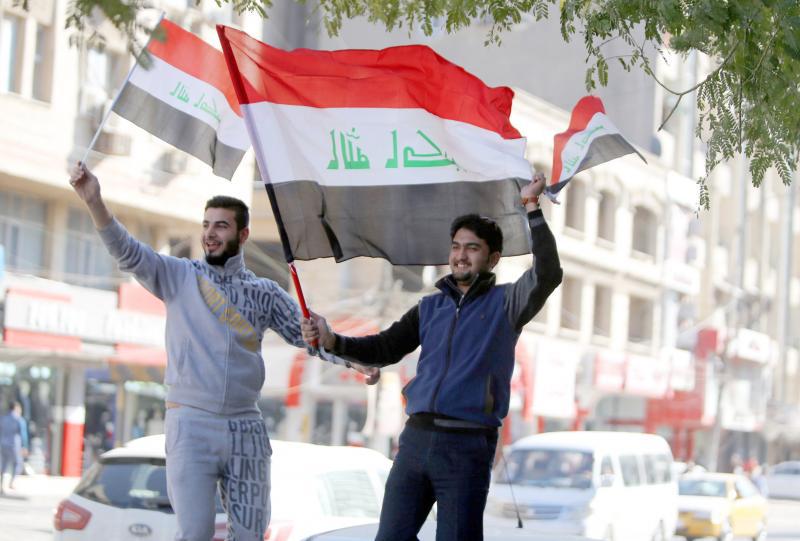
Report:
149,19,241,116
217,25,521,140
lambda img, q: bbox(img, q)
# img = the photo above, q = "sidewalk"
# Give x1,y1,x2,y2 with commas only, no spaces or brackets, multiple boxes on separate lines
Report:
0,474,79,541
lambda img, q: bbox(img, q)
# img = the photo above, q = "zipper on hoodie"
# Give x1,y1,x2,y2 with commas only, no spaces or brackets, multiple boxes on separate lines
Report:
428,291,466,413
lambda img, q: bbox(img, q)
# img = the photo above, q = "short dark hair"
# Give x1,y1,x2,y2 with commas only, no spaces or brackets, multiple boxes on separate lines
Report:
205,196,249,231
450,214,503,254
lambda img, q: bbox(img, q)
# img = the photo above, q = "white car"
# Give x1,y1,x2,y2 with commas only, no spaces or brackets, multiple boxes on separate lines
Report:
486,431,677,541
302,520,598,540
764,460,800,500
53,434,392,541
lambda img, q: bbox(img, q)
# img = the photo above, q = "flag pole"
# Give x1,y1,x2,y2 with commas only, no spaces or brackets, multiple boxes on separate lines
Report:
81,11,166,164
216,25,314,325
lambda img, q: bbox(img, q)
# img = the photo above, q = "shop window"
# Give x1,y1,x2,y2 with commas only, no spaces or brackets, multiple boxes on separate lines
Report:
628,295,654,345
632,206,657,257
593,285,612,337
64,208,118,289
597,191,616,242
0,14,24,94
560,276,582,331
0,190,47,274
564,181,586,232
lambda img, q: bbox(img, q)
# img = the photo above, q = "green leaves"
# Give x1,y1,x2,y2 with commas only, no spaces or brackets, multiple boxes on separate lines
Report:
55,0,800,207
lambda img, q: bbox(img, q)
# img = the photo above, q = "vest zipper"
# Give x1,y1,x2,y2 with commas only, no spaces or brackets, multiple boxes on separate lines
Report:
429,294,465,412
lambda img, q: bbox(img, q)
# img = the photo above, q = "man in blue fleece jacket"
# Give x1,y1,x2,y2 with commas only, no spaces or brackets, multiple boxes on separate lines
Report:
69,162,377,541
301,172,562,541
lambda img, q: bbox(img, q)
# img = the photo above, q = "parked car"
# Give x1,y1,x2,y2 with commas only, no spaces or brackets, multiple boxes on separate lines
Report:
676,473,767,541
485,431,677,541
303,520,598,540
764,460,800,500
53,434,392,541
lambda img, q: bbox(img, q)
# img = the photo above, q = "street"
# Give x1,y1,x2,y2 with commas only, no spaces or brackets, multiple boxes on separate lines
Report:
1,474,799,541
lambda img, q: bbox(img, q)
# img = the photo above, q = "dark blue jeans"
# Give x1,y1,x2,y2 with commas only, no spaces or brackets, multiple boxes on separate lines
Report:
375,423,498,541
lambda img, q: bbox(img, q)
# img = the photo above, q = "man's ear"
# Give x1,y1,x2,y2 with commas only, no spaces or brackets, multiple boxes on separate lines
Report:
239,226,250,245
488,251,501,269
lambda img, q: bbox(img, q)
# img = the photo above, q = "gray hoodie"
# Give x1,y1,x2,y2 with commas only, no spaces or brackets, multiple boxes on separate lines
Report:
99,218,342,415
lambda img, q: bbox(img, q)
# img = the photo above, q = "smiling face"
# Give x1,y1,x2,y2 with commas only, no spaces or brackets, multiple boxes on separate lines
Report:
202,207,249,266
449,227,500,292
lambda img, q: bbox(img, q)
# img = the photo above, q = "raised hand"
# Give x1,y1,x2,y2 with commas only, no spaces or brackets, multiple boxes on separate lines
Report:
69,162,101,204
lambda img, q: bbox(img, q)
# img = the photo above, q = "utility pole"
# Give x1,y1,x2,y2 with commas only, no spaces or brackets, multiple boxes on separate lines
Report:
706,159,748,472
778,178,796,404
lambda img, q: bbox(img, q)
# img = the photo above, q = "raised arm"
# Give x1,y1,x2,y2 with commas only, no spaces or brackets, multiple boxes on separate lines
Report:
302,305,421,368
69,162,187,301
504,174,564,331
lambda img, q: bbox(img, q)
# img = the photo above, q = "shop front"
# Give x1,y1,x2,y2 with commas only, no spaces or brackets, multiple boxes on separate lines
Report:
1,278,166,475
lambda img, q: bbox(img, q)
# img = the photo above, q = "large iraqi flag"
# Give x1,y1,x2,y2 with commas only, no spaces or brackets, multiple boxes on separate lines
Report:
217,25,533,265
112,19,249,179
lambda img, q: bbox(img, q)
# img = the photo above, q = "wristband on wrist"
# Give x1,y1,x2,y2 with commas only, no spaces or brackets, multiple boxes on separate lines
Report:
522,195,540,206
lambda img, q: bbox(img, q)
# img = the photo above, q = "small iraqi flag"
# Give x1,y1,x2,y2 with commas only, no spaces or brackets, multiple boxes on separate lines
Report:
112,19,249,179
547,96,645,200
217,25,533,265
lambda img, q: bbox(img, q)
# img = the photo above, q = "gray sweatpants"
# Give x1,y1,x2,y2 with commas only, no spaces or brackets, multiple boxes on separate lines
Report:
165,406,271,541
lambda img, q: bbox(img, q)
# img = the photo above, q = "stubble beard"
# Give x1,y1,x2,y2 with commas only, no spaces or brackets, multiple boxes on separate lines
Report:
205,237,241,267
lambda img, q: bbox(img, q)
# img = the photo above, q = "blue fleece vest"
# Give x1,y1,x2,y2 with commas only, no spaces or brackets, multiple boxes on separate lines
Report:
404,282,519,427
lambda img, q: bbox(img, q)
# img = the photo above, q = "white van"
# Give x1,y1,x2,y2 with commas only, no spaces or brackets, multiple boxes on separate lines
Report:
486,431,677,541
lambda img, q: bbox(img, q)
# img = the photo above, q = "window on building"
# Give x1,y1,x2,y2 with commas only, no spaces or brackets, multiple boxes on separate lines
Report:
632,206,657,257
560,276,582,331
597,191,616,242
564,181,585,232
628,295,654,345
593,285,612,337
31,23,53,102
0,190,47,274
64,208,118,289
0,15,24,94
82,47,126,115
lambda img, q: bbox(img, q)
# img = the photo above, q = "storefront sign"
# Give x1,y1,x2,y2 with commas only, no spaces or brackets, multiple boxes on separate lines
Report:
530,338,578,419
624,354,670,398
726,328,772,364
4,288,164,348
593,350,626,393
668,348,695,392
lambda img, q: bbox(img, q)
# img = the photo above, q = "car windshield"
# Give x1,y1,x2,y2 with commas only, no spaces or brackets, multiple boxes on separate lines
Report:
494,449,594,489
74,457,223,513
679,478,728,498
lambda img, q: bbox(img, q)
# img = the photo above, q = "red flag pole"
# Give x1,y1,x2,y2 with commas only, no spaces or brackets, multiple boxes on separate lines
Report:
288,262,310,319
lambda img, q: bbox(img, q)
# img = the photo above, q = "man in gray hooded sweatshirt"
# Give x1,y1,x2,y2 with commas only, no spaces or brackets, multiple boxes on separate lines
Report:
69,162,377,541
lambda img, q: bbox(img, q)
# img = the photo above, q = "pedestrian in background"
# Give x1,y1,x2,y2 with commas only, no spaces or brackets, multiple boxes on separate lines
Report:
0,401,28,493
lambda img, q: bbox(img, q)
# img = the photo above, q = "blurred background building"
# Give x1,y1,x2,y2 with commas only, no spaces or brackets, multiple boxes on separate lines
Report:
0,0,798,476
